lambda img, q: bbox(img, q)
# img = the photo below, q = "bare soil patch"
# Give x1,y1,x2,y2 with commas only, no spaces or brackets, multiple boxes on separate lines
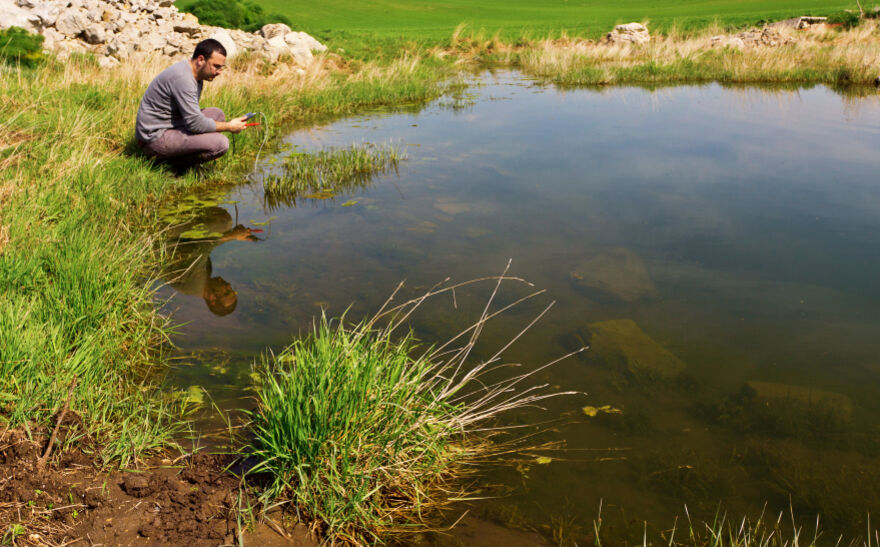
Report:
0,428,314,546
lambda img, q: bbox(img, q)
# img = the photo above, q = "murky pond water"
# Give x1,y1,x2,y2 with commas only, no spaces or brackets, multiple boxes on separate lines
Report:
158,71,880,542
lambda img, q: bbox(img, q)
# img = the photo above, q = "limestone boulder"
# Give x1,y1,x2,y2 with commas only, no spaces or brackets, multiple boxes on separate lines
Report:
106,35,133,59
138,31,165,52
260,22,290,39
208,28,236,57
0,0,40,31
12,0,325,66
709,35,745,50
605,22,649,45
285,30,327,52
735,27,795,48
82,22,105,43
164,30,187,49
264,34,288,62
40,26,62,48
288,42,312,65
172,13,199,36
55,9,89,36
230,28,263,50
30,2,60,27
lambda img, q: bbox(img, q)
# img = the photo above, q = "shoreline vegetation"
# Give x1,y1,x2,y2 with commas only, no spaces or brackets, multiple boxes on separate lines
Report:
3,11,880,544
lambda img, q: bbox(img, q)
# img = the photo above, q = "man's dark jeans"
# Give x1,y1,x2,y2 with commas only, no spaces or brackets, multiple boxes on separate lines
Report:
140,107,229,168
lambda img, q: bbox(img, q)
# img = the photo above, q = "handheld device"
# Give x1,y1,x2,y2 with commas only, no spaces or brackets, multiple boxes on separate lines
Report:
243,112,257,121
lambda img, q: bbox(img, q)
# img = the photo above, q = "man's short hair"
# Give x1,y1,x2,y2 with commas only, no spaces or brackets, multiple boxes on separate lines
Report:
192,39,227,61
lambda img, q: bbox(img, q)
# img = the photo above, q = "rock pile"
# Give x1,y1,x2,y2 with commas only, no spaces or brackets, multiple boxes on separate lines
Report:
0,0,326,67
710,27,796,50
604,22,650,45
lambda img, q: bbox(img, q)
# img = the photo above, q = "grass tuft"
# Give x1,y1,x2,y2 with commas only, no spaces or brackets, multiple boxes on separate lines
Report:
246,271,581,543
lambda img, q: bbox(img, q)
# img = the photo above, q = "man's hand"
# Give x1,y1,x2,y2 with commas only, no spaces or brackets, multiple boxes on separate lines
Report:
216,116,247,134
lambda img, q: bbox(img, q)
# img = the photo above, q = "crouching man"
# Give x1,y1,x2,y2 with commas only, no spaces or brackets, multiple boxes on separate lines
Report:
135,39,246,170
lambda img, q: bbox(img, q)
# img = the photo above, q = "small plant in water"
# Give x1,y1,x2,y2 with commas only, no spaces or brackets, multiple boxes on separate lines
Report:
262,142,405,198
245,265,582,543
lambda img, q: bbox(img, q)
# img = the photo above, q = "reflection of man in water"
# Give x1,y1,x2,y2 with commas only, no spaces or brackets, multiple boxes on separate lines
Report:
166,206,258,316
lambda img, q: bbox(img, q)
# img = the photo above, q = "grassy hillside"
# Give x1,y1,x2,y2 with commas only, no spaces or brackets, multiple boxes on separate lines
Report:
192,0,856,46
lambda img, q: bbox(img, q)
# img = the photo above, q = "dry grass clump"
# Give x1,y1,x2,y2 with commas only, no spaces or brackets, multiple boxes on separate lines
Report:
520,20,880,86
430,23,522,64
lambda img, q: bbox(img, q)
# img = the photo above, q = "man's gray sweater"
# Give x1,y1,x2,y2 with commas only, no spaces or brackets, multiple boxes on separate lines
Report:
135,60,217,143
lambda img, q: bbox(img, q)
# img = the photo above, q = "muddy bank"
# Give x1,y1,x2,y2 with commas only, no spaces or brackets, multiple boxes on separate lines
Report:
0,428,314,546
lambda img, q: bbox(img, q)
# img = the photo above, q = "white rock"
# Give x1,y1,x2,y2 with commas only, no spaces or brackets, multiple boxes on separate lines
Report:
284,30,326,52
288,43,312,65
0,0,41,31
30,2,60,26
82,22,104,43
208,28,236,57
40,26,62,47
172,14,199,35
606,22,650,45
55,9,89,36
106,35,132,58
263,34,287,62
165,30,186,47
260,22,290,39
16,0,34,8
709,35,745,50
138,31,164,51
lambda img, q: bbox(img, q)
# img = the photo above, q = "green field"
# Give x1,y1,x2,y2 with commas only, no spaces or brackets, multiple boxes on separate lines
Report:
242,0,854,44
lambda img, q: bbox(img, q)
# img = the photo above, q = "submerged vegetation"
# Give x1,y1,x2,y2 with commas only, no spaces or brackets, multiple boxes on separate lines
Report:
262,142,405,198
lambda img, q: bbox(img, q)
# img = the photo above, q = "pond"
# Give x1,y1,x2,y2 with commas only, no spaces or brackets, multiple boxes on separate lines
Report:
157,71,880,543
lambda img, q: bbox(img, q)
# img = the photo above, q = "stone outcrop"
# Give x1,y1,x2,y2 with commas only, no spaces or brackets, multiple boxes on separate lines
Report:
604,22,650,45
587,319,686,380
710,27,796,50
0,0,327,67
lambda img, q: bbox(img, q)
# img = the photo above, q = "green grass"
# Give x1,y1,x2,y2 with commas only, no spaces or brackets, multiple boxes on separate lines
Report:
245,275,576,542
247,316,459,542
186,0,859,56
0,53,454,465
